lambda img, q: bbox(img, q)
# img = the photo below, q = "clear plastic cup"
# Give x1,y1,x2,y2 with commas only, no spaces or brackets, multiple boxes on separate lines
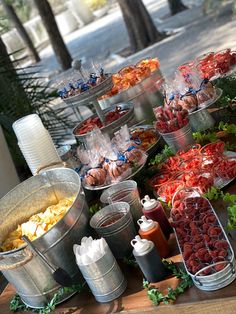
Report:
13,114,46,141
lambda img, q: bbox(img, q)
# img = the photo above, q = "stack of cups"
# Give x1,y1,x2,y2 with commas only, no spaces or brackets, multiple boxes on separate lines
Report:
13,114,62,175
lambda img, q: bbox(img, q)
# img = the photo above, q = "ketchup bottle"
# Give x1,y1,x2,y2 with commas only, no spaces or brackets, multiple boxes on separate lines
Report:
137,216,169,258
141,195,173,240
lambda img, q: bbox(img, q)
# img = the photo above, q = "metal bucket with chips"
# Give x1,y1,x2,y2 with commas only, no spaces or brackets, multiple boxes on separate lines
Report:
0,167,90,308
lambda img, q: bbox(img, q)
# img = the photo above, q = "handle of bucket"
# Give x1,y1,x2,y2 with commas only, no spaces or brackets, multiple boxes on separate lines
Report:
36,162,67,174
193,260,233,286
0,248,33,270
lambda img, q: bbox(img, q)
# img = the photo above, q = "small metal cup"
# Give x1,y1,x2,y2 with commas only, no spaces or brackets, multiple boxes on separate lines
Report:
100,180,143,223
160,123,194,154
189,108,215,132
90,202,136,258
78,242,127,303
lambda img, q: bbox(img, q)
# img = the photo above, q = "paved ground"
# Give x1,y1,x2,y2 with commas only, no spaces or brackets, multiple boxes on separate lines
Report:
36,0,207,85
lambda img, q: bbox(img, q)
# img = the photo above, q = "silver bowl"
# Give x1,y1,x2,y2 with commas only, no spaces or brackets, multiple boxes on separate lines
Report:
72,103,134,145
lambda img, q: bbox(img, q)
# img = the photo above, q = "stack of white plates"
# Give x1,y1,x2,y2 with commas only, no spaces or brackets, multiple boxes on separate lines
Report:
13,114,61,175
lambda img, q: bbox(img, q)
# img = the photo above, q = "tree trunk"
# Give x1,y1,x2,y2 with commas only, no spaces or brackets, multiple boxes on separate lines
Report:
1,0,40,63
0,35,15,73
168,0,188,15
118,0,165,53
33,0,72,70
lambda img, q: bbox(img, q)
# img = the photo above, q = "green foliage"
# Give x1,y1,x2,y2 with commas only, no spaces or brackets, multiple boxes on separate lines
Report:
193,122,236,145
223,193,236,230
216,75,236,103
143,260,193,306
10,283,86,313
89,203,101,216
0,45,74,174
218,122,236,136
193,130,217,144
226,204,236,231
204,186,224,201
149,145,173,166
224,141,236,151
85,0,107,11
204,188,236,231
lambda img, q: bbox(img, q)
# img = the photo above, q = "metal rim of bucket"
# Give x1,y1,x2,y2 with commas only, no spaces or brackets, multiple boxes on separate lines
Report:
100,180,138,204
159,123,192,138
90,202,131,231
107,189,139,204
0,167,82,256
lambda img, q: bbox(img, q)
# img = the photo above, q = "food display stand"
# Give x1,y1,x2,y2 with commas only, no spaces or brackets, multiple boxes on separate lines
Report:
1,53,236,314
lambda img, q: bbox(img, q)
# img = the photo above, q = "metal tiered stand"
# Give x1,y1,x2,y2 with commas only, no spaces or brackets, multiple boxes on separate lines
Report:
62,76,114,124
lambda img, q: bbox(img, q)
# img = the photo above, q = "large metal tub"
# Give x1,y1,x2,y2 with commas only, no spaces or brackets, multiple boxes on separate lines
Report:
98,69,164,123
0,168,90,308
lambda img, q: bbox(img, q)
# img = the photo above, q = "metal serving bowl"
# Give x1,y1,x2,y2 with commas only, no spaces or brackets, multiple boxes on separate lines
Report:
72,103,135,145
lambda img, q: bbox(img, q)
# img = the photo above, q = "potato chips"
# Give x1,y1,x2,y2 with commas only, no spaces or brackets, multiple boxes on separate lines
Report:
1,197,75,252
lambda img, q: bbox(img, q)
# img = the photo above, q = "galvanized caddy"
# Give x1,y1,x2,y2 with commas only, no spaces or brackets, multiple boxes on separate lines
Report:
172,191,236,291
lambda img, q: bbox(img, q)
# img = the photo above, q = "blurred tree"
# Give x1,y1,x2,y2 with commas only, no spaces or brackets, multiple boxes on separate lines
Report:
0,35,15,72
118,0,165,53
168,0,188,15
33,0,72,70
1,0,40,63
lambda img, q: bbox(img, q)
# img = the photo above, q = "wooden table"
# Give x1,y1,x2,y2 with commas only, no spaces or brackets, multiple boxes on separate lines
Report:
1,181,236,314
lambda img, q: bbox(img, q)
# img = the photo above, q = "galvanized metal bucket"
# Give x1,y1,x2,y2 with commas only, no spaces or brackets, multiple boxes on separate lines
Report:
100,180,143,223
189,108,215,132
90,202,136,258
160,123,194,154
78,240,127,303
0,168,90,308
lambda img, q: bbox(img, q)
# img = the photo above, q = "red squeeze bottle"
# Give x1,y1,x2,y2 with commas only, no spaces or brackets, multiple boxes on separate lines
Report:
141,195,173,240
138,216,169,258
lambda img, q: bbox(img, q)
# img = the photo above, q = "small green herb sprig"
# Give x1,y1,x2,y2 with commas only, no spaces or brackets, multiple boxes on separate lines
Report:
204,187,236,231
218,122,236,136
204,186,224,201
10,283,86,314
193,122,236,145
193,130,217,144
143,260,193,306
222,193,236,231
149,145,173,166
89,203,102,216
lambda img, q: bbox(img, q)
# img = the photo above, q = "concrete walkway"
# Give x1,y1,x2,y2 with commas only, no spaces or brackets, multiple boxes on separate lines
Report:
34,0,236,87
35,0,209,84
